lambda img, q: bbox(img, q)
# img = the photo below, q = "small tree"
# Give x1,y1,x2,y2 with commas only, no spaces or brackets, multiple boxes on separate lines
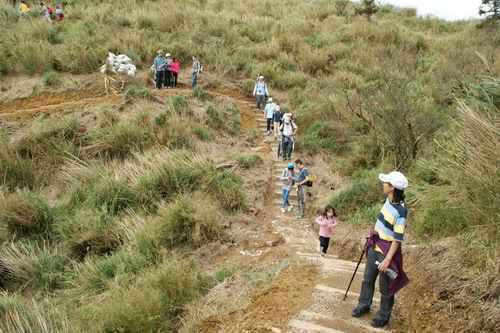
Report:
356,0,379,21
334,0,351,17
479,0,500,22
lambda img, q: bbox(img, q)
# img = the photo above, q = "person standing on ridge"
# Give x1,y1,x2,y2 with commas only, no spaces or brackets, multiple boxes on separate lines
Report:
19,0,30,16
172,57,180,88
273,105,283,141
153,50,166,90
264,97,276,135
279,163,295,213
191,55,201,88
351,171,410,328
164,53,173,89
294,159,310,219
253,76,268,111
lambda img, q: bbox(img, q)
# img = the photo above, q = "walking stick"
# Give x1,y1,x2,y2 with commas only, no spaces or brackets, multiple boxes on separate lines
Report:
343,237,369,301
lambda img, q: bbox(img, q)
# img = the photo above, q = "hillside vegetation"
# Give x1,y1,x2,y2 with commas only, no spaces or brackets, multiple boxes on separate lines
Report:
0,0,499,331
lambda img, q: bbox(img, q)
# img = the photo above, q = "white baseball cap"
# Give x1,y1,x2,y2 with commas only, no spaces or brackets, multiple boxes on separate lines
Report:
379,172,408,190
268,97,273,102
165,53,171,57
259,76,264,79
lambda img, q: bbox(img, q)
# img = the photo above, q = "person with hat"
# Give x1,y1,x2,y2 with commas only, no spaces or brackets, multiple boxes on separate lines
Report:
279,163,296,213
272,104,283,140
253,76,269,111
164,53,173,89
280,117,297,160
264,97,276,135
351,171,410,328
153,50,166,90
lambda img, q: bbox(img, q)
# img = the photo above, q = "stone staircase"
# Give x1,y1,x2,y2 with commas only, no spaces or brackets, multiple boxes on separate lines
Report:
240,100,389,332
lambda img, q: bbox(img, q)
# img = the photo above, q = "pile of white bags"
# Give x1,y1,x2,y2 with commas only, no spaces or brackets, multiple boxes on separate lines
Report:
100,52,137,77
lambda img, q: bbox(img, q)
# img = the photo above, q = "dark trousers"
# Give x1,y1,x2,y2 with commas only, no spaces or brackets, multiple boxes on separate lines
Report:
172,72,178,87
155,71,165,89
256,94,265,110
164,71,172,88
319,236,330,254
267,118,273,131
357,247,395,322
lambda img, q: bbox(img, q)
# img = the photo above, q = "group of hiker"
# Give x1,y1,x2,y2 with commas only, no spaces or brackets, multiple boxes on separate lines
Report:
260,77,410,329
152,51,201,90
19,1,64,21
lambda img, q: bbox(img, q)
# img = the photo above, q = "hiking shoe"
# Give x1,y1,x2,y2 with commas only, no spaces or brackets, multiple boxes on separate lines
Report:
281,207,285,213
321,252,326,258
297,215,305,219
351,306,370,318
370,318,388,328
287,205,293,212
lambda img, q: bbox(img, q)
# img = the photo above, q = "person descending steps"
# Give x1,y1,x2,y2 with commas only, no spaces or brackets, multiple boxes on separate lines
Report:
253,76,269,111
351,171,410,328
153,50,166,90
279,163,295,213
315,205,338,258
272,105,283,141
264,97,276,135
279,116,297,160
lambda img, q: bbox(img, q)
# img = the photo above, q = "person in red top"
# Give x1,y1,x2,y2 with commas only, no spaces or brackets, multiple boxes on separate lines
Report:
172,57,180,88
315,205,338,257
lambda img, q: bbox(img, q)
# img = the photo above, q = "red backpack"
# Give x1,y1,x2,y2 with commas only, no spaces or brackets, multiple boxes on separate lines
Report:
46,6,53,14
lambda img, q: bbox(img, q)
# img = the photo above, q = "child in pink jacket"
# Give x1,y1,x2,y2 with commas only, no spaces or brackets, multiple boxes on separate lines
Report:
315,205,338,257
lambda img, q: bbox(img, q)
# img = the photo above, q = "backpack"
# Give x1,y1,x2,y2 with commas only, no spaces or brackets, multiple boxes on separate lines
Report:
47,6,53,14
301,168,314,187
59,11,64,18
198,61,203,73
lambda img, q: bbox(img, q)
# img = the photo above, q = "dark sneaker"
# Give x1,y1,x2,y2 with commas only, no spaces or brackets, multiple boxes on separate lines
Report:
370,317,388,328
351,306,370,318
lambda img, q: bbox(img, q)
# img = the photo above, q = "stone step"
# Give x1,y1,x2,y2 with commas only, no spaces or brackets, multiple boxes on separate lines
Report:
288,319,345,333
274,190,297,198
293,310,387,333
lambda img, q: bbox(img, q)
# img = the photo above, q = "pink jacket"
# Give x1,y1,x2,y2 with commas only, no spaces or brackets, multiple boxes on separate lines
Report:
172,61,180,73
315,215,338,238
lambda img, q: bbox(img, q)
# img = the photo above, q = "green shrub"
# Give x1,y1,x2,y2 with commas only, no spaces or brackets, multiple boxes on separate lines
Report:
193,125,213,141
329,169,380,217
86,122,149,158
214,264,237,283
78,258,209,332
225,153,262,168
207,169,246,211
298,120,343,153
0,242,69,291
0,135,36,190
124,86,154,101
56,210,121,258
42,71,59,86
83,178,137,215
170,95,189,112
0,190,54,239
156,193,223,248
206,105,224,129
193,85,205,100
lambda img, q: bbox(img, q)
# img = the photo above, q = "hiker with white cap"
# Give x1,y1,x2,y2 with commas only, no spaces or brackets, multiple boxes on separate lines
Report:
351,171,410,328
153,50,167,90
264,97,276,135
272,104,283,140
253,76,269,111
279,163,295,213
279,116,297,160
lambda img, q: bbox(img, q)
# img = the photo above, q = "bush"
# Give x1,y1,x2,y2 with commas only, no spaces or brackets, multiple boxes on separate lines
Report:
193,85,205,100
225,153,262,168
298,120,344,153
124,86,154,101
170,95,189,112
0,190,54,239
0,135,36,190
0,242,69,291
86,122,149,158
78,258,209,332
42,71,59,86
155,193,223,248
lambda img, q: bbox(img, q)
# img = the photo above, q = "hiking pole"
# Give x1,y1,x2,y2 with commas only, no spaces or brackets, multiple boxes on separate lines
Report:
343,237,369,301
